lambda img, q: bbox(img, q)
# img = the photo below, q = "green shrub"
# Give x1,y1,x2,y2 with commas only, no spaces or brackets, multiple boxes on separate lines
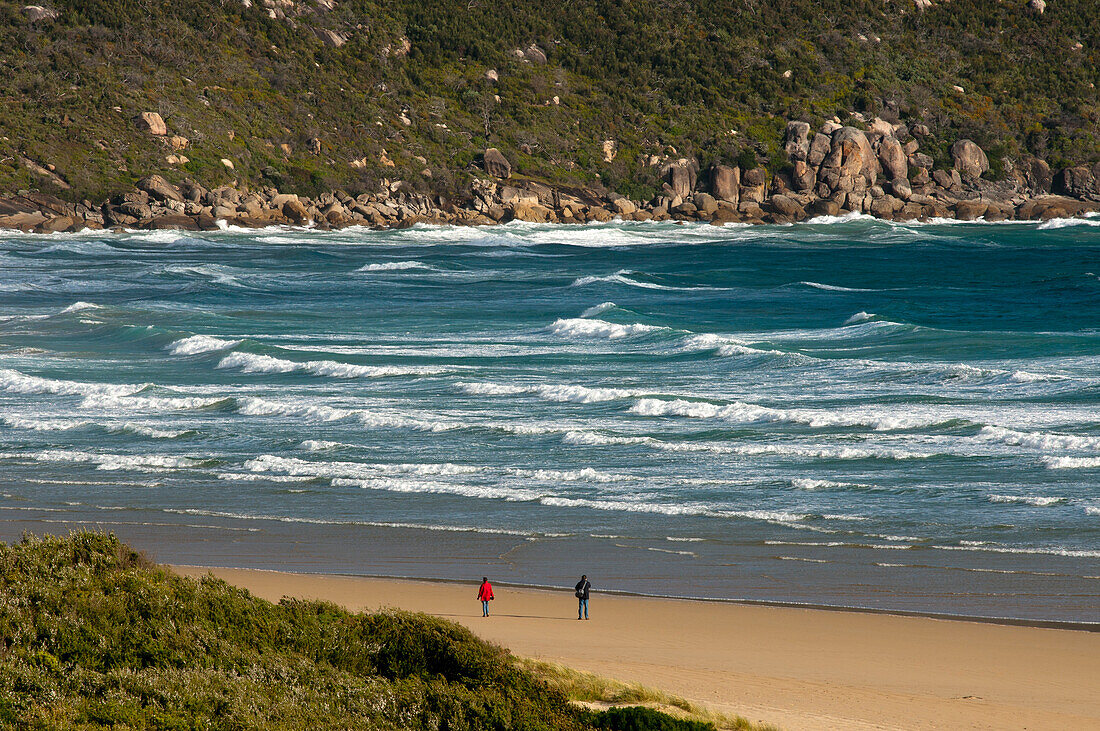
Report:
588,706,716,731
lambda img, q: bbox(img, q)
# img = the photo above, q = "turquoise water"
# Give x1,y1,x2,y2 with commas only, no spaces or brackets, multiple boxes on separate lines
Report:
2,216,1098,621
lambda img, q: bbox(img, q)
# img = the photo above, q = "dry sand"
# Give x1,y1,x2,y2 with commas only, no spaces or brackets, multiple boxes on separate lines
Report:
172,566,1100,730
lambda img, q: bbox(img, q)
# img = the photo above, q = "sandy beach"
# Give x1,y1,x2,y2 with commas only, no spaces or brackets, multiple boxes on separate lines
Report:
172,566,1099,731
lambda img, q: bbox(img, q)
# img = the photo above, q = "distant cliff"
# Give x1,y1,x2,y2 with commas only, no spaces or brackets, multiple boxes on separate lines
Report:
1,0,1098,214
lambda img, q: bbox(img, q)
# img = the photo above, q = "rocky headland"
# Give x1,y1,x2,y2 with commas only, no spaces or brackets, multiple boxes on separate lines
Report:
3,120,1098,234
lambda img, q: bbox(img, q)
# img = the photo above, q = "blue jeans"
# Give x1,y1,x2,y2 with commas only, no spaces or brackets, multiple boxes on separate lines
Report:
578,598,588,619
482,600,490,616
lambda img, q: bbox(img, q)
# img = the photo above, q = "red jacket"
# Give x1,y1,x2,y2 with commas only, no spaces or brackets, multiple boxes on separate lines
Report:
477,581,494,601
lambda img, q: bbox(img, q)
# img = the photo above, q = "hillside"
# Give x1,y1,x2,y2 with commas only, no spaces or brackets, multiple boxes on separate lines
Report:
0,532,725,729
1,0,1098,208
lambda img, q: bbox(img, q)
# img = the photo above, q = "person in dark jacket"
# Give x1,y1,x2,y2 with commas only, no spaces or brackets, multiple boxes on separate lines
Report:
477,577,494,617
574,575,591,620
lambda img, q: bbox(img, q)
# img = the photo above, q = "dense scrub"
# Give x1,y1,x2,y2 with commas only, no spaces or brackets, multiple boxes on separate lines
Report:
0,532,710,730
0,0,1096,201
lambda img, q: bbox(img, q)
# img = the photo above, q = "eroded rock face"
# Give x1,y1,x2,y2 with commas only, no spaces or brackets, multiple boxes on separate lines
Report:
878,136,908,181
1054,164,1100,198
665,162,696,199
482,148,512,179
783,121,811,162
1014,156,1052,195
710,165,740,202
830,127,878,183
740,167,767,203
951,139,989,180
791,160,816,192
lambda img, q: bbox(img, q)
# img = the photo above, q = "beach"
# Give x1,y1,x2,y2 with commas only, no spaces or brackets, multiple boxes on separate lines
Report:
175,566,1100,731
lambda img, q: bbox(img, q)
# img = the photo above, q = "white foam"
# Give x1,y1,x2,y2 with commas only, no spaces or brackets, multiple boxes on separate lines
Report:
1,416,90,431
678,333,812,362
1043,456,1100,469
217,352,444,378
791,478,867,490
237,397,354,422
572,269,683,290
245,454,481,482
988,494,1067,507
238,396,457,432
1085,507,1100,517
629,397,934,431
167,335,242,356
80,393,227,412
798,281,878,293
22,449,206,472
357,260,433,272
844,311,877,325
299,439,345,451
934,544,1100,559
456,381,635,403
163,507,542,537
60,301,100,314
580,301,617,317
547,318,669,339
804,211,874,225
0,368,148,399
560,430,931,460
507,467,630,483
1008,370,1065,383
1037,217,1100,230
977,425,1100,451
113,422,193,439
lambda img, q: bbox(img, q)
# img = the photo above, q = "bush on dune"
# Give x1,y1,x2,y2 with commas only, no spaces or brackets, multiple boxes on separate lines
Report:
0,532,728,730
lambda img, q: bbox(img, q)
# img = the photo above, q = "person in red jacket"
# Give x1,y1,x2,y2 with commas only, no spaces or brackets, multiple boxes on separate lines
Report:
477,577,494,617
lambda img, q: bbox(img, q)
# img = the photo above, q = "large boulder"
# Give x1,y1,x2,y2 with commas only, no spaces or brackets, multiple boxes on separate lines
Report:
710,165,740,202
482,148,512,179
21,5,58,22
693,192,719,216
524,44,548,64
791,160,816,192
664,162,696,199
951,139,989,180
282,198,311,223
807,132,832,167
767,194,805,219
136,175,183,203
136,112,167,136
829,127,878,183
739,167,767,204
783,121,811,162
878,136,908,181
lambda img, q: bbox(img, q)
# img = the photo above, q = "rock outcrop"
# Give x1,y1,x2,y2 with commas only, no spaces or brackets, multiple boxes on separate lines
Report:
137,112,167,136
482,148,511,179
951,139,989,181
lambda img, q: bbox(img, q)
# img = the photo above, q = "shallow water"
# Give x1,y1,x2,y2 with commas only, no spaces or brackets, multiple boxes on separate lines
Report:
2,215,1098,621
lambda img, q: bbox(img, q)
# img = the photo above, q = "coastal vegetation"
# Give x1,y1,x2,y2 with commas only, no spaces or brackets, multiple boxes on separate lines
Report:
1,0,1098,204
0,532,741,730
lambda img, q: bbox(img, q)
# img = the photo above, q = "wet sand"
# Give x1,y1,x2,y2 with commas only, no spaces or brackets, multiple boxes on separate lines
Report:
172,565,1100,730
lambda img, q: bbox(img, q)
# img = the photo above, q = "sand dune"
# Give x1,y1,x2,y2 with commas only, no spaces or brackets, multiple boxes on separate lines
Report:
172,566,1100,731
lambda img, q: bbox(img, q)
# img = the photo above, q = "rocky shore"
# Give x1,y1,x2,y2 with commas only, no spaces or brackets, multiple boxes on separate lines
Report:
2,119,1099,234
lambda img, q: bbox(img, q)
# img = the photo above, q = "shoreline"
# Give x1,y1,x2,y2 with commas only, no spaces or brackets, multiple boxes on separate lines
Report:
171,563,1100,731
2,515,1096,626
172,563,1100,633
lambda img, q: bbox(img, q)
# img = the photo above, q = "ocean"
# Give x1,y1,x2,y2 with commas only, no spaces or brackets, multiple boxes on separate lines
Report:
1,214,1098,623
